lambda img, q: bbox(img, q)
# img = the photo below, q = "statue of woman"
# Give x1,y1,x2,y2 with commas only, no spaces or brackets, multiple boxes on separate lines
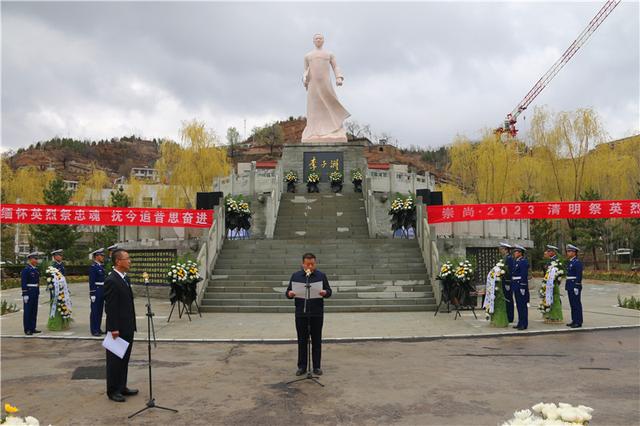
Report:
302,34,351,143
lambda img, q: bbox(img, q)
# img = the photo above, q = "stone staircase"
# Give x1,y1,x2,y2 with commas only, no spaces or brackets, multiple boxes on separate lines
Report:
201,193,436,313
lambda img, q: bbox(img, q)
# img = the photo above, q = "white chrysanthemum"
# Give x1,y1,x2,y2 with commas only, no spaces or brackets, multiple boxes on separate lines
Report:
4,416,27,425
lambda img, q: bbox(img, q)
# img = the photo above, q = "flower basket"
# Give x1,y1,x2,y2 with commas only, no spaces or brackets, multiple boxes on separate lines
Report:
285,170,298,193
351,168,363,193
225,195,252,239
330,170,343,193
388,194,416,238
307,170,320,193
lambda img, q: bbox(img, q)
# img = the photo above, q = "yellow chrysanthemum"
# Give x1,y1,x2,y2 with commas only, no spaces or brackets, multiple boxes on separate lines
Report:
5,403,19,414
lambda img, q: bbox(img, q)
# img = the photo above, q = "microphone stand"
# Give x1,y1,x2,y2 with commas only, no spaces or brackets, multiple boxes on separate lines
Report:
287,271,323,387
129,273,178,419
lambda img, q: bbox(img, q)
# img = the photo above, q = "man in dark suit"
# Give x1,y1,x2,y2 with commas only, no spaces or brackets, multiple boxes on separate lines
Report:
104,249,138,402
286,253,332,376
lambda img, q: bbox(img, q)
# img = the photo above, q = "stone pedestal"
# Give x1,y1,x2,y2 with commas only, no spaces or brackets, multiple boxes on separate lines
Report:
280,141,367,192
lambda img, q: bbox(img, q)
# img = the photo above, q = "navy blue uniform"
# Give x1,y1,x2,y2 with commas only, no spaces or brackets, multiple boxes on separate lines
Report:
512,256,529,329
566,257,584,326
286,269,332,370
21,264,40,334
502,254,515,323
89,261,106,334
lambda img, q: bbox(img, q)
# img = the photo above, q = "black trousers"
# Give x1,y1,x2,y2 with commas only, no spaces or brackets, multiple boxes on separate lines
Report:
295,315,323,370
106,333,133,396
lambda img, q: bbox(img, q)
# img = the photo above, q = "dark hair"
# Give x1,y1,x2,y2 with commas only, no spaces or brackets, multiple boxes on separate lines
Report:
112,249,127,265
302,252,316,261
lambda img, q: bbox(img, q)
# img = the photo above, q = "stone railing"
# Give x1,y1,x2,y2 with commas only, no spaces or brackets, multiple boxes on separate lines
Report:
264,164,283,239
416,197,442,304
367,170,435,194
195,206,226,305
363,176,377,238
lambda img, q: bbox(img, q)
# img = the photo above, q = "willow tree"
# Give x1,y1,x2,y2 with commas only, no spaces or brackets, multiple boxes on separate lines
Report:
447,133,519,203
73,168,110,205
155,121,230,208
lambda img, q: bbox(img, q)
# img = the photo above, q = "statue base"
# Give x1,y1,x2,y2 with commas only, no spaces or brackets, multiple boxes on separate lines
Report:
280,141,367,192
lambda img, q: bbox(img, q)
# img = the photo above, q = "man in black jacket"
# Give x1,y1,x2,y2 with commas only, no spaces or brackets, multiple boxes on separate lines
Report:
104,249,138,402
286,253,332,376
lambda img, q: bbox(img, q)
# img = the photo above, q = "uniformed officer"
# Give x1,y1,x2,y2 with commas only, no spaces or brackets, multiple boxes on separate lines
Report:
22,252,42,335
498,242,515,323
565,244,583,328
511,245,530,330
50,249,66,275
89,248,107,336
105,244,118,271
543,245,560,273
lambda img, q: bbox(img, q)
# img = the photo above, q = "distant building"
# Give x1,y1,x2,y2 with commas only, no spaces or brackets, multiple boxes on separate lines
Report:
130,167,159,182
63,180,79,192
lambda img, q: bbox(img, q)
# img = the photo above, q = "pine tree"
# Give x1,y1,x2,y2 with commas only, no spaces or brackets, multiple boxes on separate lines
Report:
30,178,80,258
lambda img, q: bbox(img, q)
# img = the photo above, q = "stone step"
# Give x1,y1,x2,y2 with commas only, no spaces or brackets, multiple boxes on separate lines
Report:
210,273,427,281
204,291,434,300
200,304,436,313
201,298,435,307
212,267,427,275
213,261,428,268
205,286,434,295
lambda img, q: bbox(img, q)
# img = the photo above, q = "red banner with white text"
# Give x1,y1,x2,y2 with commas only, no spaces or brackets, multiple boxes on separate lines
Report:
426,200,640,224
0,204,214,228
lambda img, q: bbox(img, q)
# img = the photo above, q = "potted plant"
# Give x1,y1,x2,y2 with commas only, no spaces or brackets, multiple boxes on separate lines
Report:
225,194,252,239
329,170,343,193
307,170,320,193
285,170,298,193
351,168,363,192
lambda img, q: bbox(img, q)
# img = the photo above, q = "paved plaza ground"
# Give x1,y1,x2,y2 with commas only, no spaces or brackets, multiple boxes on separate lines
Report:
1,280,639,425
1,329,638,425
1,280,638,341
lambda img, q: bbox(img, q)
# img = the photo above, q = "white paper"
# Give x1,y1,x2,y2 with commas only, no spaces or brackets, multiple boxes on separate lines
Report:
102,334,130,359
291,281,323,299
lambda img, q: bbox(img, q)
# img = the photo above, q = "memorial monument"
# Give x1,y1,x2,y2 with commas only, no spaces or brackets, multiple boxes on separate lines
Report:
301,34,351,143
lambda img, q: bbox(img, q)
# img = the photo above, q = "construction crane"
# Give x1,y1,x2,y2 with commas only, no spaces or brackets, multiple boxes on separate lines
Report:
496,0,621,138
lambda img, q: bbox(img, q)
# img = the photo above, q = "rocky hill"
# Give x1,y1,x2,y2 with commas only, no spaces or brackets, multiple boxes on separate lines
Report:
6,137,161,181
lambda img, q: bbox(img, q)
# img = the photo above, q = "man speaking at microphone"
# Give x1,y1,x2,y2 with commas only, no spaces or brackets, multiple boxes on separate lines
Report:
286,253,332,376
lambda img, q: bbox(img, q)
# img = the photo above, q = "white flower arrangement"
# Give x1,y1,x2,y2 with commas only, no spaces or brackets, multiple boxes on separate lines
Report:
285,170,298,183
307,171,320,184
502,402,593,426
45,266,63,292
454,260,474,283
329,170,343,183
167,263,188,285
225,195,251,215
351,168,363,182
539,259,565,313
437,261,454,279
184,260,200,282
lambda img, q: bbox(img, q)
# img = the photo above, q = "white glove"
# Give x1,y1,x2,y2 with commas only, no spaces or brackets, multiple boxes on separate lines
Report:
90,296,96,303
23,296,29,304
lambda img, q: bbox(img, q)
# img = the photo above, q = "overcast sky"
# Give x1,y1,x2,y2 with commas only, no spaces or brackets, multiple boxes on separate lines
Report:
2,1,638,151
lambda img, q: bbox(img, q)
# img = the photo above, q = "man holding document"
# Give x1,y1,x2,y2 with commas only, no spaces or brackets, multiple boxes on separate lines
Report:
103,249,138,402
286,253,332,376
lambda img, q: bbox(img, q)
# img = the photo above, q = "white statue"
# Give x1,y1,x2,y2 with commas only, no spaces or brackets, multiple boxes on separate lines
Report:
302,34,351,143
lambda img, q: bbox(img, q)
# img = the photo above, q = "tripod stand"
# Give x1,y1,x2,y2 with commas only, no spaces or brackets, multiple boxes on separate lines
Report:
129,275,178,419
286,274,324,387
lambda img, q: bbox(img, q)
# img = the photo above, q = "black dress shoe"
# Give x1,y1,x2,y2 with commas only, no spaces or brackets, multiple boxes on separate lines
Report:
313,368,323,376
512,326,520,329
100,330,107,335
33,330,42,334
122,388,138,396
91,332,102,337
108,393,126,402
566,323,574,327
295,368,306,376
517,326,525,330
570,324,582,328
25,331,33,336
